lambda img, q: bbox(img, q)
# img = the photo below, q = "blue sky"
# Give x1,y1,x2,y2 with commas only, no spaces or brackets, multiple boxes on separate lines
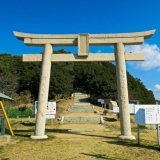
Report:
0,0,160,100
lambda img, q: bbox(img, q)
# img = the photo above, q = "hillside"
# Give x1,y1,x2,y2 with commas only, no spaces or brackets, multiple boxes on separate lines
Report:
0,51,155,104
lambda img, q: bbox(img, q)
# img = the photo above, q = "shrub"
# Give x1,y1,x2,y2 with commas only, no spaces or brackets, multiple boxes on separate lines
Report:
5,106,34,118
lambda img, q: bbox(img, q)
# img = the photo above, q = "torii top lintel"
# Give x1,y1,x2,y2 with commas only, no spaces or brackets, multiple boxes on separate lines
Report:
13,30,155,47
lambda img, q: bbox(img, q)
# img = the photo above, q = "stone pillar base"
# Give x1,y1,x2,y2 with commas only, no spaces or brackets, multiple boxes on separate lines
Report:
30,135,48,140
0,135,11,142
118,135,136,140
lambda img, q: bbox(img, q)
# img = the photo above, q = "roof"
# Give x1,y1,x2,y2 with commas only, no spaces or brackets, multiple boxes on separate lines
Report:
0,92,14,101
14,30,156,40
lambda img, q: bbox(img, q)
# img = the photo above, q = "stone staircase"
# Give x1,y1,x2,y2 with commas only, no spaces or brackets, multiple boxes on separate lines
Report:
60,89,104,124
62,116,102,124
69,90,94,113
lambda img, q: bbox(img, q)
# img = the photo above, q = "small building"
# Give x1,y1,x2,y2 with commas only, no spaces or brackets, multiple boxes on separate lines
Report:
108,100,118,110
98,98,118,110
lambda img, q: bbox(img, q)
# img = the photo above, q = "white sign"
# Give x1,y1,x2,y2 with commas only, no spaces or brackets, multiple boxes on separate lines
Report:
98,99,104,104
130,104,135,114
47,102,56,115
113,104,135,114
46,115,55,119
34,101,56,119
135,105,160,124
34,101,38,114
113,107,119,113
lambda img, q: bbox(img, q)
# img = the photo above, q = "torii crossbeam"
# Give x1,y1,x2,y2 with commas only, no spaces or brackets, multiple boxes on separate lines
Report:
14,29,155,140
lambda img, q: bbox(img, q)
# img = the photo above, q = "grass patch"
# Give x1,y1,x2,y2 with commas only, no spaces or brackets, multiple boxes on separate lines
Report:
139,124,148,129
132,124,148,132
1,100,160,160
2,121,159,160
0,146,3,152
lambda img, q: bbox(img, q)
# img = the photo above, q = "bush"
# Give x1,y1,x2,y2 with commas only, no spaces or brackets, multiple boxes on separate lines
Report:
5,106,34,118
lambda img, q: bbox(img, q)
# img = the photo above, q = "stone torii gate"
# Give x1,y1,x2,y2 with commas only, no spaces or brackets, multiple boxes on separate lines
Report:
14,30,155,140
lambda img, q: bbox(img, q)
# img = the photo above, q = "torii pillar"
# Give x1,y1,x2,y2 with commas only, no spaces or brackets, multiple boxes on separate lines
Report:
32,43,52,139
13,30,155,140
115,42,134,139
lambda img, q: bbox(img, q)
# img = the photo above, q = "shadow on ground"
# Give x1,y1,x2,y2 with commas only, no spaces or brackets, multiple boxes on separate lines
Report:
80,153,127,160
12,126,118,139
21,122,35,126
103,117,117,122
12,127,160,152
105,140,160,152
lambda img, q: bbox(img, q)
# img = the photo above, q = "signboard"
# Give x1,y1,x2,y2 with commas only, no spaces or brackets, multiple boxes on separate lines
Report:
113,104,135,114
46,115,55,119
135,105,160,124
98,99,104,104
34,101,56,119
47,102,56,115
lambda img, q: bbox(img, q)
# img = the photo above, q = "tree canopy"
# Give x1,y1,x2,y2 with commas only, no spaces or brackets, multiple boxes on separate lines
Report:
0,51,156,104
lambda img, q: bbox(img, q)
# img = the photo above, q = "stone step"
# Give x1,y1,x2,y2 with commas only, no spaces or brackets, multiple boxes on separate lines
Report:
71,108,94,112
71,107,92,110
69,107,94,112
73,106,91,108
73,104,91,107
70,109,94,113
62,116,102,124
71,107,92,109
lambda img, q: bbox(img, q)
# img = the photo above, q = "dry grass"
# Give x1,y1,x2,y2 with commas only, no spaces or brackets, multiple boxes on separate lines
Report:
0,100,160,160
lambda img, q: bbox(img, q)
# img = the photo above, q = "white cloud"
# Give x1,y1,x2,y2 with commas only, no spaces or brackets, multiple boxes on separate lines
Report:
155,84,160,90
125,43,160,71
153,84,160,100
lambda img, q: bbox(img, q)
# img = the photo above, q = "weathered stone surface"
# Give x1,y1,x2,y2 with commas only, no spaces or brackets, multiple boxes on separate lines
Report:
13,30,155,46
14,30,155,140
23,37,144,45
63,116,102,124
78,34,89,56
22,53,145,62
33,44,52,138
14,29,155,41
30,135,48,139
115,42,135,139
62,90,102,124
69,91,94,113
118,135,136,140
0,135,10,142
